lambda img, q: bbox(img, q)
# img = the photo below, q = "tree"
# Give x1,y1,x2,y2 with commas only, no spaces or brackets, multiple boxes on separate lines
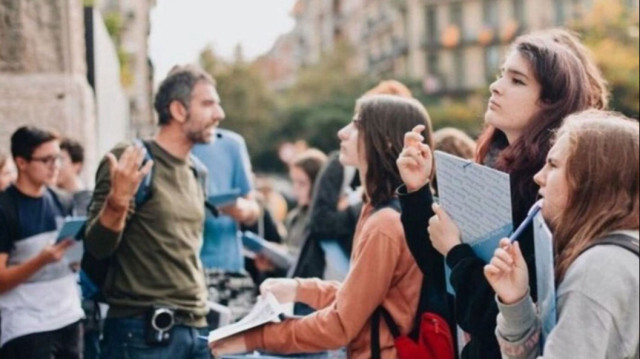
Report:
198,45,277,163
572,0,640,118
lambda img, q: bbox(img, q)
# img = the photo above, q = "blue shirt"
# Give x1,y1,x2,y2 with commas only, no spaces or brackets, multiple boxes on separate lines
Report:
192,129,253,272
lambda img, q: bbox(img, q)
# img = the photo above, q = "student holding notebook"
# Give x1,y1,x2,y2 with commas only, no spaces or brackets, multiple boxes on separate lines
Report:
210,95,432,359
396,31,600,358
485,110,639,358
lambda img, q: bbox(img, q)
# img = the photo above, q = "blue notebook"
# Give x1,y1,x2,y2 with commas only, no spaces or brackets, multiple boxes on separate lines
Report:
241,231,293,270
56,216,87,242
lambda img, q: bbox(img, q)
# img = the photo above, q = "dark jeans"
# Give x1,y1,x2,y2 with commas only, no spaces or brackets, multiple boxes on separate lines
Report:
100,317,211,359
0,320,83,359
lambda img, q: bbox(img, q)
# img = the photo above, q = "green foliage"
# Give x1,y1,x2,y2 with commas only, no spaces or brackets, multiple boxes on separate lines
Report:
103,12,123,41
199,46,277,165
571,0,640,118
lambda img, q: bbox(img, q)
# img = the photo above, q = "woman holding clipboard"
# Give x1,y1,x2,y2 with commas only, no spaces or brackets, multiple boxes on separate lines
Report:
396,29,602,358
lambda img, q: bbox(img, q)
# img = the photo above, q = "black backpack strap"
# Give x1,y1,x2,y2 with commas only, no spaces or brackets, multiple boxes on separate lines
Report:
371,306,402,359
582,234,639,257
134,139,154,207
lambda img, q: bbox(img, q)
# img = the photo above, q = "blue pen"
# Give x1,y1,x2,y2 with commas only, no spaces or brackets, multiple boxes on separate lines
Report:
509,200,542,243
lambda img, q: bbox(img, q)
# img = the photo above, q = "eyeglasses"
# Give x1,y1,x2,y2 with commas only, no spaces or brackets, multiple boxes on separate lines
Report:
29,155,62,166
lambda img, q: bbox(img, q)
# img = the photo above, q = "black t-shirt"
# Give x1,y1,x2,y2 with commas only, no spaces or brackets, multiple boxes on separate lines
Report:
0,185,67,253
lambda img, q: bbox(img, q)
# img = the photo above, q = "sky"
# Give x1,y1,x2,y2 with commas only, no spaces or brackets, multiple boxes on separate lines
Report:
149,0,296,83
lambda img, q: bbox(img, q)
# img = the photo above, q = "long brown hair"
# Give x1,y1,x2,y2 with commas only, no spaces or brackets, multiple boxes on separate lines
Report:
356,95,433,207
553,110,639,282
475,34,592,223
540,28,609,110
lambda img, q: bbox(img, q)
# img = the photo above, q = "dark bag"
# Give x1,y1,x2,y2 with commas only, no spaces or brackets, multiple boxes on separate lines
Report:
581,234,639,257
80,140,211,293
370,199,457,359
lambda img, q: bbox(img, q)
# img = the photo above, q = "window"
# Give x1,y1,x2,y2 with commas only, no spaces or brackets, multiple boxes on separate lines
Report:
450,2,464,37
554,0,566,25
483,0,499,27
454,49,465,89
427,52,440,75
484,45,501,84
426,5,438,44
513,0,526,25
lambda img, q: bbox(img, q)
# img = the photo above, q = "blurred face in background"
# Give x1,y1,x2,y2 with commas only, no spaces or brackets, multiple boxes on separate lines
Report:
56,149,82,189
0,157,17,191
289,165,312,207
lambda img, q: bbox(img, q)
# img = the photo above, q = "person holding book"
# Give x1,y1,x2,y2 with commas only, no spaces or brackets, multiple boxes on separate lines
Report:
210,94,432,358
0,126,83,358
397,32,597,358
484,110,639,358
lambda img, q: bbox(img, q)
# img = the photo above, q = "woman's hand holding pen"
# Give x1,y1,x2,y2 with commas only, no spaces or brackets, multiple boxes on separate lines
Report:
428,204,462,256
397,125,433,192
484,238,530,305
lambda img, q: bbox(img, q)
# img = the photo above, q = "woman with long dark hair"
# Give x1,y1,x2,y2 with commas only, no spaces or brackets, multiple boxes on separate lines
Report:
397,33,594,358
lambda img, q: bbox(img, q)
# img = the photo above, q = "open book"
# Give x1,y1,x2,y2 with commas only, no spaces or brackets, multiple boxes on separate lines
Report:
208,292,289,343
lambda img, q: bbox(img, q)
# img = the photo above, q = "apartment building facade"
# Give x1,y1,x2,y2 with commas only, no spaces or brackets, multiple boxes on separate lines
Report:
264,0,639,94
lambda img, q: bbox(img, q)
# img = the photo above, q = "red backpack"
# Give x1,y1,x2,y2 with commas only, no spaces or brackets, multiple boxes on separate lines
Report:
370,199,457,359
371,306,455,359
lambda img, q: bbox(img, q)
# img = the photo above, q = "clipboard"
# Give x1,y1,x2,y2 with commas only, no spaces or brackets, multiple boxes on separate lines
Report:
434,151,513,293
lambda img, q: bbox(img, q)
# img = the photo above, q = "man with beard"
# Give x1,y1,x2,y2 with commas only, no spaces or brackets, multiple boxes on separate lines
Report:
84,65,225,358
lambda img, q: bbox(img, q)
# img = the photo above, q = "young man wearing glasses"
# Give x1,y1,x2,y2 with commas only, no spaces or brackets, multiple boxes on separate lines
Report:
0,126,84,358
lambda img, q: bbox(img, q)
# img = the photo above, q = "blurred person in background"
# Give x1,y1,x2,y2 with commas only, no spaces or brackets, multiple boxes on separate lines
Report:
56,137,102,359
431,127,477,194
252,149,328,283
57,138,85,193
192,126,262,323
0,153,17,192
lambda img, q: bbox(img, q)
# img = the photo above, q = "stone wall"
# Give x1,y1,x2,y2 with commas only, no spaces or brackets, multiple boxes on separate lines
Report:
0,0,98,186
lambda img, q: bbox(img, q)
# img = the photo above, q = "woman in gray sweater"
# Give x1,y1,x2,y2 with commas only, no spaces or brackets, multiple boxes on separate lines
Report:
484,110,639,359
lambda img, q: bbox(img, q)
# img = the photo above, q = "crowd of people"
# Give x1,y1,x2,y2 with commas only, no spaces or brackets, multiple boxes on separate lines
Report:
0,27,638,359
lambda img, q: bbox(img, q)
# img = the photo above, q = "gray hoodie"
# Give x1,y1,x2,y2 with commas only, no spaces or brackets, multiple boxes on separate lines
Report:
495,230,639,359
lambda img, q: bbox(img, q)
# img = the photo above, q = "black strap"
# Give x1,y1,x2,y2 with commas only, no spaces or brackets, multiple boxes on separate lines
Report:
581,234,639,257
